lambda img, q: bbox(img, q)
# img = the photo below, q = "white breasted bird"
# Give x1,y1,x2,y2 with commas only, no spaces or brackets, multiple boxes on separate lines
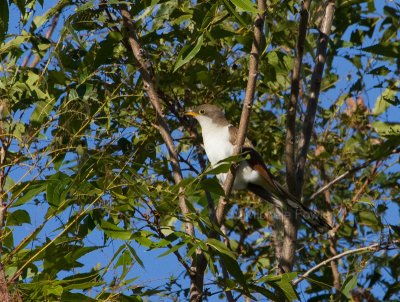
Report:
185,104,331,233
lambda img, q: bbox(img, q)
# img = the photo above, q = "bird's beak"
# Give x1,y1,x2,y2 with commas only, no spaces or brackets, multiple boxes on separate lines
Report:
184,110,198,117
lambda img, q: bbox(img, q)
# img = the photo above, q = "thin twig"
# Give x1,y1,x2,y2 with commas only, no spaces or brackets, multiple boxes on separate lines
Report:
22,14,60,68
292,240,399,286
309,157,384,201
332,160,382,233
215,0,267,226
137,203,191,273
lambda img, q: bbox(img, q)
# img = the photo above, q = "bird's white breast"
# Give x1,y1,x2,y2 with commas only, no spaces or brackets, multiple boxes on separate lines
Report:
199,120,234,166
197,117,263,190
196,116,233,166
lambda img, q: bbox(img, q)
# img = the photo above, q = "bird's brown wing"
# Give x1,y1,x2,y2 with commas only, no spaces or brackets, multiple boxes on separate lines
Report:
228,125,283,194
228,126,331,232
228,125,254,149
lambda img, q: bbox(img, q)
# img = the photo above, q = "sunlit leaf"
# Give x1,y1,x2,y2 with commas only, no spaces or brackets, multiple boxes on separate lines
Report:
174,34,204,72
7,209,31,225
230,0,258,13
372,84,399,115
342,273,359,298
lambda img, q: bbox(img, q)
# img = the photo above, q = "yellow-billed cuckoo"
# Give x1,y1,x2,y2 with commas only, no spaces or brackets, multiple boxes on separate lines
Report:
185,104,331,233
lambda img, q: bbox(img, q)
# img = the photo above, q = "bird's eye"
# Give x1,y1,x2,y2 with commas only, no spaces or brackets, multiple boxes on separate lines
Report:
199,109,205,114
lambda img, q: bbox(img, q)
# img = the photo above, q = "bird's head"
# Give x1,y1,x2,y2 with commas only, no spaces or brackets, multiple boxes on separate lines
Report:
184,104,229,128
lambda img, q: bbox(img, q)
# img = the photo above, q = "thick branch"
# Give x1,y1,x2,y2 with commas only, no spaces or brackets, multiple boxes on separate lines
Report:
0,105,11,301
319,163,340,293
279,0,312,275
286,0,311,195
215,0,267,226
119,6,194,237
189,2,267,300
292,240,399,286
0,264,10,302
297,1,335,192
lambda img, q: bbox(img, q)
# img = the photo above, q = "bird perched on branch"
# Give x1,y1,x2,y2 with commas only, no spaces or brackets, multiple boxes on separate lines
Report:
185,104,331,233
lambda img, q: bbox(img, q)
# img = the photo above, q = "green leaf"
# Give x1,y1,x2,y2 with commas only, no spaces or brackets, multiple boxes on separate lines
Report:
248,284,278,300
174,34,204,72
100,220,132,240
7,209,31,225
65,246,101,264
372,136,400,159
200,178,225,196
362,42,399,58
342,273,359,298
47,173,71,207
221,0,247,27
132,230,154,247
126,244,145,268
200,2,219,30
62,271,103,291
205,154,246,175
31,99,56,123
93,31,123,69
358,210,380,229
275,277,299,301
60,292,97,301
206,238,236,259
220,254,246,288
372,121,400,137
115,249,132,268
158,241,185,258
260,272,299,301
230,0,258,13
372,84,399,115
303,276,332,289
12,181,47,207
0,34,29,54
205,163,231,175
45,284,63,296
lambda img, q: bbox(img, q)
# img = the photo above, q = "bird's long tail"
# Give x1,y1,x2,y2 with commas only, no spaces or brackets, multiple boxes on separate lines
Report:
286,199,331,234
248,184,331,233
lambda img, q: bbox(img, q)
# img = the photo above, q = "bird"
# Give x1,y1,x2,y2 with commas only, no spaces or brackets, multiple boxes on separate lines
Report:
184,104,331,233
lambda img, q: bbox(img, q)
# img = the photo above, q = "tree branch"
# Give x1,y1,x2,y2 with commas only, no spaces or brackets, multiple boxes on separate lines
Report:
319,162,340,294
186,2,267,300
279,0,312,275
119,7,205,299
286,0,311,195
297,1,335,193
215,0,267,226
332,160,381,233
292,240,399,286
22,14,60,68
309,157,379,201
0,104,11,301
119,6,194,237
